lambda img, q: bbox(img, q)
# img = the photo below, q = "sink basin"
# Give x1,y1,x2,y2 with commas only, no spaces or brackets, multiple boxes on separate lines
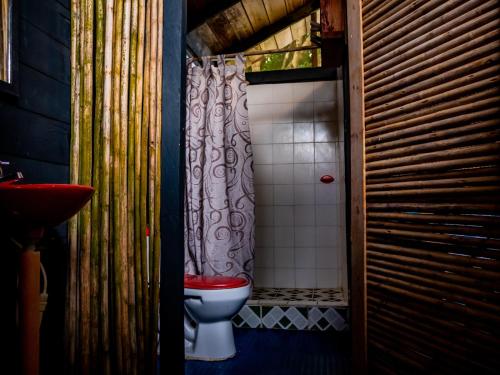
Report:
0,181,94,228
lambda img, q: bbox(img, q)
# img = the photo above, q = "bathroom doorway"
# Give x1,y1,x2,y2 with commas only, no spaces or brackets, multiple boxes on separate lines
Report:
160,1,350,374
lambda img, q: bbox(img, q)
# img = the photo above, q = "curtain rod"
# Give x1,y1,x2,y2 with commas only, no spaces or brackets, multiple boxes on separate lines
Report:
190,45,320,61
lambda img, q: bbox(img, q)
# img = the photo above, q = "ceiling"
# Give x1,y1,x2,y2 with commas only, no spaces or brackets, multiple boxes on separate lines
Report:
186,0,320,56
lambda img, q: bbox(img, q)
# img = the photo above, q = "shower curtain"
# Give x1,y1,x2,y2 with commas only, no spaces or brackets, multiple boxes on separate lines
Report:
184,54,255,283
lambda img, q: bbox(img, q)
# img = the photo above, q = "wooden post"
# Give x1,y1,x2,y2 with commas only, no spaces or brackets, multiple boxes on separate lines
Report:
346,0,367,373
320,0,345,37
320,0,345,67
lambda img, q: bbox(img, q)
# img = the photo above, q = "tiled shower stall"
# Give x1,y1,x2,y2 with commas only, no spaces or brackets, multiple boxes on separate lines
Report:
233,80,348,331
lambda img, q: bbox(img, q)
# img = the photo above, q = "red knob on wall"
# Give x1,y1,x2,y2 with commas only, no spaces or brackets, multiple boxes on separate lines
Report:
320,175,335,184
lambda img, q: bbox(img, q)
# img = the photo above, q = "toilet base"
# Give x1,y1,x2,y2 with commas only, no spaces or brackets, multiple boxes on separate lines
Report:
185,320,236,361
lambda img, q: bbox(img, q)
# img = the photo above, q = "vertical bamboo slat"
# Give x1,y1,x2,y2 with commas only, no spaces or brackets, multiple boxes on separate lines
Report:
140,0,151,362
119,0,132,370
67,0,81,370
127,0,139,372
90,0,105,370
100,1,114,373
134,0,147,370
111,0,124,370
79,0,94,372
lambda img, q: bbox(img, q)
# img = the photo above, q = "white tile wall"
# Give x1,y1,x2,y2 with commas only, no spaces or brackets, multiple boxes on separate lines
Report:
272,144,293,164
249,80,346,290
273,164,293,184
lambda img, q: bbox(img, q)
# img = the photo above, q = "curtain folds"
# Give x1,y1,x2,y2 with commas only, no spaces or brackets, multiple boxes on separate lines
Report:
67,0,162,374
184,55,255,284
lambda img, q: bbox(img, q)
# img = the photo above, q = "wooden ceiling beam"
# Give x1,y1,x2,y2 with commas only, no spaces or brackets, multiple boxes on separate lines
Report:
222,0,320,54
188,0,243,32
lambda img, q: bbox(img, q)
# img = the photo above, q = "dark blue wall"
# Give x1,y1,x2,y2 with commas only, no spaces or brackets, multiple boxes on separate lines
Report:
0,0,70,183
0,1,70,373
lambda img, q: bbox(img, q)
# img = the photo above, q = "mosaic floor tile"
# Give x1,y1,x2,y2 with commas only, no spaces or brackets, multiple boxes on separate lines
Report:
236,287,349,331
284,307,309,330
249,287,347,307
233,305,261,328
314,288,348,307
308,307,347,331
261,306,309,330
261,306,284,329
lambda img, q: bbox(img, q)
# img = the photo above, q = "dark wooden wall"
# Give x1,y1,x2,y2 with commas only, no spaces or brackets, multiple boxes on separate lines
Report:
0,0,70,183
0,1,70,373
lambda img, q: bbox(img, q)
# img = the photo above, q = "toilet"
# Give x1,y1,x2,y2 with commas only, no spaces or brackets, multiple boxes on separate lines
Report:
184,274,251,361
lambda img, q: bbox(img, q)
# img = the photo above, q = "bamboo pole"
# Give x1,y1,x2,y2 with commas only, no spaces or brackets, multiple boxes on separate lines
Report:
366,43,500,100
367,280,499,322
364,0,484,58
67,0,81,370
362,0,404,29
365,73,500,124
364,3,498,73
369,197,500,214
111,0,124,369
367,227,500,249
367,175,500,192
368,295,500,348
369,218,500,238
367,262,500,302
366,166,500,186
363,0,429,42
366,88,500,132
366,50,500,108
366,117,500,152
369,334,426,372
127,0,139,373
368,272,500,319
366,65,500,119
366,185,500,199
148,0,158,290
134,0,146,370
119,0,132,370
148,0,159,368
369,319,493,372
366,103,500,143
140,0,151,364
368,322,475,371
367,255,499,292
368,233,500,260
79,0,94,372
367,128,500,162
152,0,163,366
367,143,500,171
365,18,500,87
99,1,114,373
364,8,499,79
367,242,500,276
367,202,500,214
90,0,105,370
369,318,500,372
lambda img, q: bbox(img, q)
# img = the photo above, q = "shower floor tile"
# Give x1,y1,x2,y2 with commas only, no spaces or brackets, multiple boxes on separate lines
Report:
236,288,349,331
248,287,347,307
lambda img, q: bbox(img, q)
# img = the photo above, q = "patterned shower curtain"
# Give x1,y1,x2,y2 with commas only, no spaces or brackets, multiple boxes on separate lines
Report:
184,54,255,284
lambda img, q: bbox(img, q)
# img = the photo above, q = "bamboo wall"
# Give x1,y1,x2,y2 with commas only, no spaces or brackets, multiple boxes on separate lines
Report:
68,0,163,373
360,0,500,372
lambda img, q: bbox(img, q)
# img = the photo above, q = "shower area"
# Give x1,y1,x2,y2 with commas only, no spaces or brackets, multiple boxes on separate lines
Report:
232,78,349,332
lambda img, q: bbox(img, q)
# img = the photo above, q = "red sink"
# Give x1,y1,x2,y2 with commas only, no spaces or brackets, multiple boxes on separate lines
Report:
0,182,94,228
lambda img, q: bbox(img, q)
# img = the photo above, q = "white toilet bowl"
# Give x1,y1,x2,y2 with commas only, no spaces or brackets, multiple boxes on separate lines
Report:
184,274,250,361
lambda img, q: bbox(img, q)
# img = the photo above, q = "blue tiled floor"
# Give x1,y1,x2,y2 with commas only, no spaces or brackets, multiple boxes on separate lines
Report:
185,328,351,375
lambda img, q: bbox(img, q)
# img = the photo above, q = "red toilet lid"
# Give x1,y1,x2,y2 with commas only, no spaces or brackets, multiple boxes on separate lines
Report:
184,274,249,290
